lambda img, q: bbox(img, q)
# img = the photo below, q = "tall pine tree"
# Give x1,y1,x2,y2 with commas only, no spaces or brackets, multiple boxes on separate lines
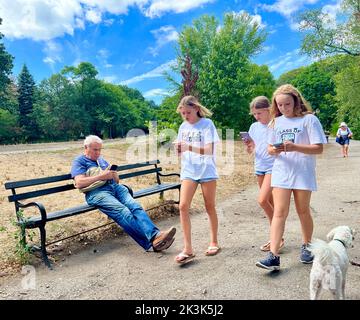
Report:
18,64,37,140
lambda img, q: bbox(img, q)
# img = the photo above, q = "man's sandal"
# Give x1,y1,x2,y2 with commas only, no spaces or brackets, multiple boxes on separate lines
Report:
175,252,195,265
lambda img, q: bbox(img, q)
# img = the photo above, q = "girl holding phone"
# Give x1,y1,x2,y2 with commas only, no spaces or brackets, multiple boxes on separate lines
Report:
256,84,327,271
243,96,282,252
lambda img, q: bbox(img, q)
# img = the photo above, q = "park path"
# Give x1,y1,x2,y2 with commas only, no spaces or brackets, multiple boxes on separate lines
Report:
0,138,359,300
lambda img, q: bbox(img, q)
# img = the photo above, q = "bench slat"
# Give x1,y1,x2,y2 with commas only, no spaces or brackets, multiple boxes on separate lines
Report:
20,183,180,228
133,183,180,198
8,184,75,202
5,160,160,190
5,174,72,190
119,167,162,180
8,168,163,202
117,160,159,171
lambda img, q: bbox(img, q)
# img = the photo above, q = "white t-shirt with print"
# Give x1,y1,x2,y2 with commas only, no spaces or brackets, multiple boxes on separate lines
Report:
268,114,327,191
248,121,275,172
177,118,220,180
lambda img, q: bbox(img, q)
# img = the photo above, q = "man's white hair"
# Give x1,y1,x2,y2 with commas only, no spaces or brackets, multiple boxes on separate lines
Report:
84,135,103,147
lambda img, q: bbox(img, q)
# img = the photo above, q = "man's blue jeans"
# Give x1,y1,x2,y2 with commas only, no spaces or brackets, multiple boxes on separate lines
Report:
85,182,160,250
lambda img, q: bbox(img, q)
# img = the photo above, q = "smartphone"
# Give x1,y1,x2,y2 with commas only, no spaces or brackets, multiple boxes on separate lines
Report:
240,131,251,141
110,164,118,171
272,142,284,148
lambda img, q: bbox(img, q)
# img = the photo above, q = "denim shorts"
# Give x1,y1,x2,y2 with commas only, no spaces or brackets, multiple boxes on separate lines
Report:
255,169,272,176
182,177,218,184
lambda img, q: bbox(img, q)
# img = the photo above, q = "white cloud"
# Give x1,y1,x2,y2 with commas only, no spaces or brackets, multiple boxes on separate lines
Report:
0,0,213,41
85,8,102,24
120,59,176,85
230,10,266,28
266,49,315,76
43,41,63,70
149,25,179,56
96,49,113,68
143,88,169,98
262,0,319,18
142,0,215,18
0,0,83,41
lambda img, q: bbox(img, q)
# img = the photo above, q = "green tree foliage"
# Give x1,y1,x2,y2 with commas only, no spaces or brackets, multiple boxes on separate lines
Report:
0,108,18,143
32,62,155,142
298,0,360,57
277,55,357,131
35,74,84,140
0,18,13,94
334,56,360,138
173,12,275,132
18,64,39,140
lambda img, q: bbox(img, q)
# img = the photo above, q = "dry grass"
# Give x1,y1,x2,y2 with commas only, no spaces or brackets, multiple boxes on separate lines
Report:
0,139,254,274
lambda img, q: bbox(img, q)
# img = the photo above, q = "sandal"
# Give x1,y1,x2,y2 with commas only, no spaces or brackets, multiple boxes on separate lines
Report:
260,239,285,252
205,246,221,256
175,252,195,265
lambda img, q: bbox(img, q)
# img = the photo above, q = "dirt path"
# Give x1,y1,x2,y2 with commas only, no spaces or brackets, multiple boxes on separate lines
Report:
1,138,359,300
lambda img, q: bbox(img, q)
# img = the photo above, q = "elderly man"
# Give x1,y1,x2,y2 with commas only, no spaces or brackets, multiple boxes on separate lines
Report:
71,135,176,252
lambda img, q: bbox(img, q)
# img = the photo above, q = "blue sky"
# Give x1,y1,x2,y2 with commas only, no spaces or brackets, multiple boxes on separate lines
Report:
0,0,342,104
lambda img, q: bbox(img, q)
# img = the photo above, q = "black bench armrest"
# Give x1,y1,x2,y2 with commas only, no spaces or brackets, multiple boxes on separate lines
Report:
122,184,134,197
17,201,47,223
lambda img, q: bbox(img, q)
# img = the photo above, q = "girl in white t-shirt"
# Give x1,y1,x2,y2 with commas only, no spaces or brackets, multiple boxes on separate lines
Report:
256,84,327,271
243,96,283,252
174,95,220,264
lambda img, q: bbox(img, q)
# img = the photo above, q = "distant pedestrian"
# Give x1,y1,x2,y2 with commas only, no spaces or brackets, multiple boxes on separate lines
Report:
336,122,353,157
256,84,327,271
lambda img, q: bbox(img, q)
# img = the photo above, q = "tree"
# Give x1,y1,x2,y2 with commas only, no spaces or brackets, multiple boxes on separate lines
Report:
174,12,274,132
334,56,360,138
0,18,14,95
18,64,38,140
298,0,360,57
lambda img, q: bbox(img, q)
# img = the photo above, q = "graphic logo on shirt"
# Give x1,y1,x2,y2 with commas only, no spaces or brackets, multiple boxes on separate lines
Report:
182,131,202,143
279,128,301,143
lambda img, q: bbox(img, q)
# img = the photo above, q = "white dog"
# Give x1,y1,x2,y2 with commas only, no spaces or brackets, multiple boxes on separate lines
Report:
308,226,355,300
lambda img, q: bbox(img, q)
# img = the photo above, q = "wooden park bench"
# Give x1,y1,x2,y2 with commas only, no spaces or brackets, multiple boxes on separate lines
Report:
5,160,180,269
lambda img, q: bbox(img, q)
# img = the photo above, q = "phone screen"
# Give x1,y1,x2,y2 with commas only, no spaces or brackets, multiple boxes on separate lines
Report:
240,132,251,141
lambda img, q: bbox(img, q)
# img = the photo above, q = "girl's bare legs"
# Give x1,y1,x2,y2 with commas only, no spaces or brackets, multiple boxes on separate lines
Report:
270,188,292,256
344,144,349,157
293,190,313,244
257,174,274,224
177,179,198,256
200,180,218,248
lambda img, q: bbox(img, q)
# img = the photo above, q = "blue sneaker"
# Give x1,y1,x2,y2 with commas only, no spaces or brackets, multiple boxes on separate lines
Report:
300,244,314,264
256,252,280,271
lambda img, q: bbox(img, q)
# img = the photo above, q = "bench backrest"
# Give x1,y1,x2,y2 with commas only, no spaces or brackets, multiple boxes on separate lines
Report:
5,160,162,203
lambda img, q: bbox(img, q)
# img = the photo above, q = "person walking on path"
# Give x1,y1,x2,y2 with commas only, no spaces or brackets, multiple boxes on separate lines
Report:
336,122,353,158
173,95,220,265
243,96,284,252
256,84,327,271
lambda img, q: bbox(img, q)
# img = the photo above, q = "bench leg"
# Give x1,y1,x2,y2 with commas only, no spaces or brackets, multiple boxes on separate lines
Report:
39,225,52,270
